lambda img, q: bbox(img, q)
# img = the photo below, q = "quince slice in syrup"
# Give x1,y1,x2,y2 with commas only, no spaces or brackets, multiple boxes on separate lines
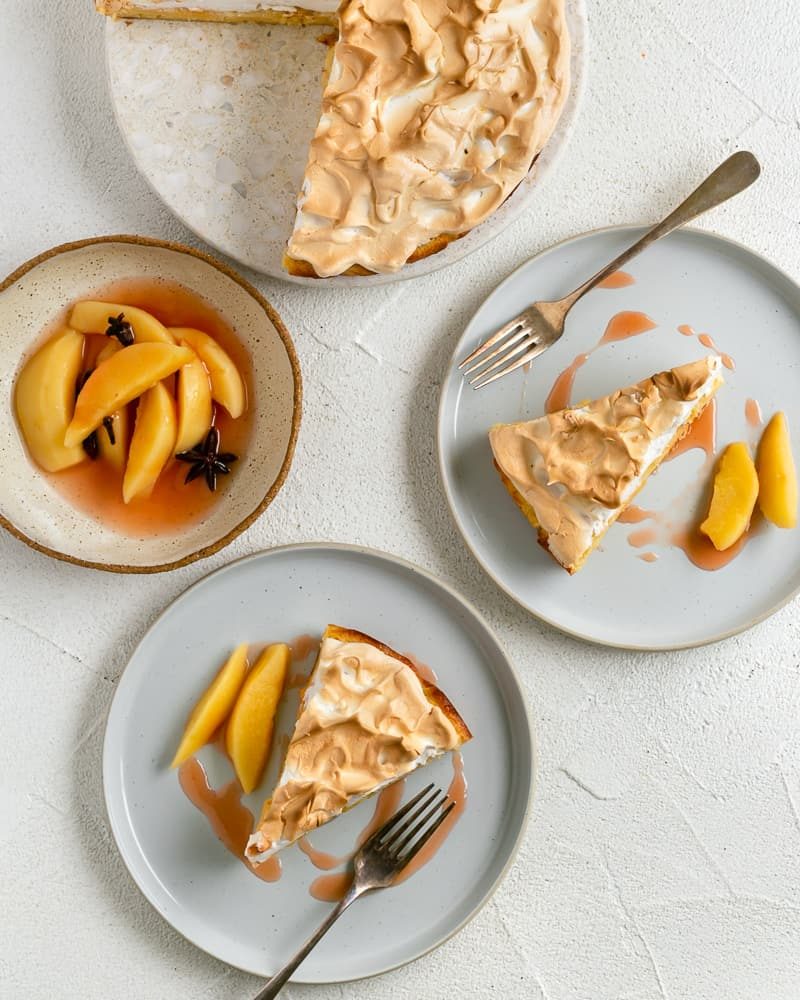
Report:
700,442,759,551
170,327,245,419
94,341,128,470
756,412,798,528
226,643,290,794
171,643,250,768
122,381,177,503
64,342,193,447
174,345,213,454
69,301,174,344
15,328,87,472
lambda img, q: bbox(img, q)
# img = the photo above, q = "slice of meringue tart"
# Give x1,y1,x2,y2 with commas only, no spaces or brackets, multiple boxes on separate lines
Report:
488,356,725,574
245,624,471,862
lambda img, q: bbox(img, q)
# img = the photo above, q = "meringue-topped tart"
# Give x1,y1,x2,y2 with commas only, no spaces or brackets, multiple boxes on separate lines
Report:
246,624,471,862
488,356,725,574
96,0,570,277
284,0,570,277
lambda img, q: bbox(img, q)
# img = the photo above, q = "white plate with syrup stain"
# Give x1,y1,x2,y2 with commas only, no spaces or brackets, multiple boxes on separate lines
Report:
438,226,800,650
103,544,533,982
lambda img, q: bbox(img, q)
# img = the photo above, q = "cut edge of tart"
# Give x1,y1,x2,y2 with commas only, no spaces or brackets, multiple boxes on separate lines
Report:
95,0,337,24
488,356,725,574
245,624,471,862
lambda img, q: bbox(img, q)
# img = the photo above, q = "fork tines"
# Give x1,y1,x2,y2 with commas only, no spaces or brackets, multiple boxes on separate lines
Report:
370,783,455,865
458,315,544,389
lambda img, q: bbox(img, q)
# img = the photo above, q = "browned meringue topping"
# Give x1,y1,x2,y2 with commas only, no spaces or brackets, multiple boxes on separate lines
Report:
288,0,570,276
489,358,724,569
248,632,462,857
528,358,715,507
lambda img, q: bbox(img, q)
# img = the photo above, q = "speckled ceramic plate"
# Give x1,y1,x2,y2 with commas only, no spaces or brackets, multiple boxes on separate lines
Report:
438,226,800,649
102,544,533,982
0,236,301,572
104,0,586,286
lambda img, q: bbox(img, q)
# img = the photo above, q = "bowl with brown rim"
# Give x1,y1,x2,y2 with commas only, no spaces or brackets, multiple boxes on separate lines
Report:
0,235,301,573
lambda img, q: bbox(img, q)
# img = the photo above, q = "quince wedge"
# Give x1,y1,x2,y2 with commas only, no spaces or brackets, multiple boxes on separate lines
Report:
756,412,798,528
15,328,88,472
69,301,174,344
226,643,290,794
170,327,246,419
64,342,193,447
122,381,177,503
171,643,250,768
98,405,130,472
94,341,129,470
174,344,213,454
700,442,759,551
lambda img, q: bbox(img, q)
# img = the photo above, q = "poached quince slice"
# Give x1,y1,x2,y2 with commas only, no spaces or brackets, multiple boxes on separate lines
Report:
69,301,174,344
122,381,177,503
15,328,87,472
174,345,213,454
171,643,250,768
64,342,193,447
94,341,129,470
170,327,245,419
700,442,759,551
756,412,797,528
98,406,130,472
226,643,290,794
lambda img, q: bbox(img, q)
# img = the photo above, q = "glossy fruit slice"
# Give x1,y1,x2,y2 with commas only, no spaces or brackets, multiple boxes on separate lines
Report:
93,341,127,469
122,381,177,503
64,342,193,447
226,643,290,794
700,442,759,551
69,301,174,344
757,412,798,528
174,345,213,454
98,406,130,472
171,643,250,768
170,327,245,418
15,328,87,472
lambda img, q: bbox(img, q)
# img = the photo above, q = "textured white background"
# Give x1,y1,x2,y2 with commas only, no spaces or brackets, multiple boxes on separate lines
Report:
2,1,800,998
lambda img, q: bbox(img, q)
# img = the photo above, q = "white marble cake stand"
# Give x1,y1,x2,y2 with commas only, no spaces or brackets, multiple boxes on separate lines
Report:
105,0,586,286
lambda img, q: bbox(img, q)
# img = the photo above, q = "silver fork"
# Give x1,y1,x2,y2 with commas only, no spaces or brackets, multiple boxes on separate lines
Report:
253,783,454,999
459,150,761,389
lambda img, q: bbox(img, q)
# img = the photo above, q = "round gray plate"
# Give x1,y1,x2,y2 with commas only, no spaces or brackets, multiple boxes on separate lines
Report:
438,226,800,649
103,544,533,982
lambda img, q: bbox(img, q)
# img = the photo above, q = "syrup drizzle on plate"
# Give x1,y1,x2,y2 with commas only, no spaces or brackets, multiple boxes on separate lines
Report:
670,516,761,571
178,758,282,882
544,311,656,414
665,398,717,462
597,270,635,289
617,505,656,525
745,398,763,428
627,526,659,548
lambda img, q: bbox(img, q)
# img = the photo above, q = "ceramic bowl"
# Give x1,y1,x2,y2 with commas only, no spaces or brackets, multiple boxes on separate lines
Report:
0,235,301,572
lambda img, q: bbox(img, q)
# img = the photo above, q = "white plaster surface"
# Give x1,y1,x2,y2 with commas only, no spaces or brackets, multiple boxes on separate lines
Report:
1,1,800,997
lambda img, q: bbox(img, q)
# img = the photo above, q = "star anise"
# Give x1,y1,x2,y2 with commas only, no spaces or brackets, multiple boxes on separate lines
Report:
176,427,237,492
76,370,99,460
105,312,134,347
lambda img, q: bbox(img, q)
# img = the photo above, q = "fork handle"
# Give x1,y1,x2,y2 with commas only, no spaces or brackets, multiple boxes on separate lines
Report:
253,884,365,1000
562,151,761,309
